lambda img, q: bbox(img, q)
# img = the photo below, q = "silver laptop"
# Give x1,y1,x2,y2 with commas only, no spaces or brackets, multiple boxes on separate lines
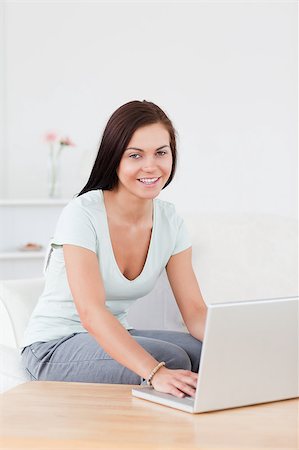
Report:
132,296,299,413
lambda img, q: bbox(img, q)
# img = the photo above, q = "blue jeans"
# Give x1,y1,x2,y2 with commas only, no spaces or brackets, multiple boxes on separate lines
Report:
21,329,202,384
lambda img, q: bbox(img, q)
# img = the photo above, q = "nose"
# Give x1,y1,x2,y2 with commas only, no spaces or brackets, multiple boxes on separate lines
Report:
141,156,158,172
142,166,156,173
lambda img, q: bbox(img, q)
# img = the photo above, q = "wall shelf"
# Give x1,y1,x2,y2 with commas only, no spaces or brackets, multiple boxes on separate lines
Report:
0,251,46,260
0,200,66,278
0,198,70,206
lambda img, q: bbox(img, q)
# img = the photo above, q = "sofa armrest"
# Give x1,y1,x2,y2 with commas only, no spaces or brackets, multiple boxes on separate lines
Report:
0,278,44,349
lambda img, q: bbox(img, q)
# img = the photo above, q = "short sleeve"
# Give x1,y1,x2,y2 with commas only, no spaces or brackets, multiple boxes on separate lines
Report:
51,202,97,253
171,216,192,255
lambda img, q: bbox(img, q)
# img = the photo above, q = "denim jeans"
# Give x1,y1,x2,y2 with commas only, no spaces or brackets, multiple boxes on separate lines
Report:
21,329,202,385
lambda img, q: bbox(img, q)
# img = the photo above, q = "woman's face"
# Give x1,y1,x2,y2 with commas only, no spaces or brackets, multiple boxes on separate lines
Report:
116,122,173,199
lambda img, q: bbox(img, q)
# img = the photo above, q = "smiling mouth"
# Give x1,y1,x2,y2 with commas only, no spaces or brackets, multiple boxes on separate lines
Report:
137,177,161,185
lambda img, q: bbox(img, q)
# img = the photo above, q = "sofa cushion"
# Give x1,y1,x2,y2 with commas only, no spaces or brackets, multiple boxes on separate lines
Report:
183,213,298,302
0,344,30,393
0,278,44,348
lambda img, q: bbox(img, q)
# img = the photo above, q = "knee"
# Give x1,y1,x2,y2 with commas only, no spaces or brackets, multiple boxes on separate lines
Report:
185,335,203,373
165,346,192,371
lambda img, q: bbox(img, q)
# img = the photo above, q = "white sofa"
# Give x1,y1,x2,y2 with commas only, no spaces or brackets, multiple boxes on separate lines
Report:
0,213,297,393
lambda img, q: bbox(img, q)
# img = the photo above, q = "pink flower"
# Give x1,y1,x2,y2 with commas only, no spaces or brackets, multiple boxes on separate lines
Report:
44,132,58,143
59,137,75,147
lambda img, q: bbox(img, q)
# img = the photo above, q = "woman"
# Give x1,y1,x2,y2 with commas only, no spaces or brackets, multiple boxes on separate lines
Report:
21,100,207,399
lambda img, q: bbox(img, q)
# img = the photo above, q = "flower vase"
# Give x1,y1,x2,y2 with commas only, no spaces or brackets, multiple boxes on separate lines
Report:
48,152,61,198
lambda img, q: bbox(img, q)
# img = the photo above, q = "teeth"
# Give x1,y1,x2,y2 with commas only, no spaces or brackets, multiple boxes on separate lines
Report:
139,177,159,184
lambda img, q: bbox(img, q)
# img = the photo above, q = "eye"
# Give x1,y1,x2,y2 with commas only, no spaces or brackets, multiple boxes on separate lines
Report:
157,151,167,156
129,154,141,159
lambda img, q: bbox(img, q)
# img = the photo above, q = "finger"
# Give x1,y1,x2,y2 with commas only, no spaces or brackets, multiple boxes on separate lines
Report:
168,387,188,399
176,374,198,388
184,378,198,389
175,381,197,397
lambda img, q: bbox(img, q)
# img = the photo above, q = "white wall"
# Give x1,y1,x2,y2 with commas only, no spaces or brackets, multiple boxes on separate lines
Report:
0,3,6,197
0,0,297,218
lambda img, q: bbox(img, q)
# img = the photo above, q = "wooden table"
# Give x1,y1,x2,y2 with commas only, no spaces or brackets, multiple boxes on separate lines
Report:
0,381,298,450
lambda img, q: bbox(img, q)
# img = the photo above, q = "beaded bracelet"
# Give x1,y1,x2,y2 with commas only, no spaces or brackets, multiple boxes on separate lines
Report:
146,361,166,386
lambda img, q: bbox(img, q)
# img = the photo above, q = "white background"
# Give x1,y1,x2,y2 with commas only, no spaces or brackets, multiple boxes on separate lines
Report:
0,0,297,218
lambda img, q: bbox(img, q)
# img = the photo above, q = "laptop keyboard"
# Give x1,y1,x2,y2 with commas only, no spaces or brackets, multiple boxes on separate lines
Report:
141,388,195,405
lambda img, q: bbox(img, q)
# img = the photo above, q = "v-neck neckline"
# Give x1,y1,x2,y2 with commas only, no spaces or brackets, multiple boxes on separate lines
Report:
99,189,156,283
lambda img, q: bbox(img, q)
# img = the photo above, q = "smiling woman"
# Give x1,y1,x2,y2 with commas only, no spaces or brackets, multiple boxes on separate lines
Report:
77,100,177,194
116,122,173,199
21,100,207,400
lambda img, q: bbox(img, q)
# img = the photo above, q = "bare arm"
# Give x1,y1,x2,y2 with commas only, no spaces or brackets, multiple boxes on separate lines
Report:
63,244,198,397
166,247,207,342
63,244,158,380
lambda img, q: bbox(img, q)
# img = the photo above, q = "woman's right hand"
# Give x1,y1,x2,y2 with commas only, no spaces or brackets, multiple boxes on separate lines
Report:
150,366,198,398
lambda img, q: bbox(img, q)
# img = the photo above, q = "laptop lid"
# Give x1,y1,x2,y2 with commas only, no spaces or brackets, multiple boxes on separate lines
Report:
194,296,299,413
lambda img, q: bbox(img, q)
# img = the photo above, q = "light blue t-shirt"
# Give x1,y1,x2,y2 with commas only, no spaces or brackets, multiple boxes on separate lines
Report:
21,189,191,348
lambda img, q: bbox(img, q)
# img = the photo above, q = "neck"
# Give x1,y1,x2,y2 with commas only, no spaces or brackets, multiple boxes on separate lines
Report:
103,188,153,225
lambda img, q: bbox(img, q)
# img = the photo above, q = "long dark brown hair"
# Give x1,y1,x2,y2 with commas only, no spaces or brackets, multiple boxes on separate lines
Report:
76,100,177,197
